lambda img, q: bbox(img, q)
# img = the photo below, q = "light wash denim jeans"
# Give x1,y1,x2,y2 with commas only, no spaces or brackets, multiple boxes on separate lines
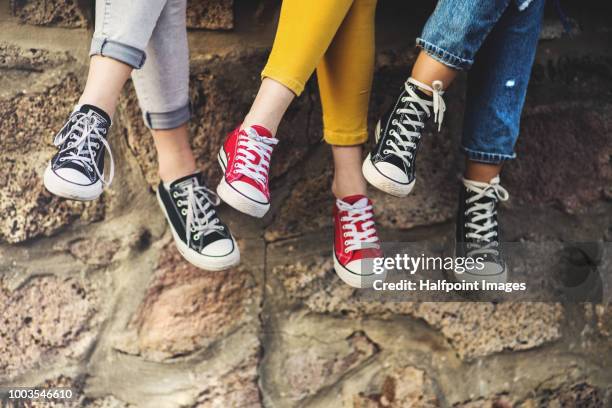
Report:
417,0,545,164
90,0,190,129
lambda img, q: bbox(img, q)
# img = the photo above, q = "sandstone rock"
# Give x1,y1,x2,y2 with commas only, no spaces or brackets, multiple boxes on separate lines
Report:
0,276,99,380
63,237,121,266
454,382,607,408
186,0,234,30
194,350,262,408
505,103,612,213
0,73,105,243
6,376,132,407
269,251,563,360
350,366,438,408
118,242,258,361
0,42,73,71
263,328,379,404
264,166,334,241
519,382,605,408
10,0,88,28
120,50,321,187
594,303,612,337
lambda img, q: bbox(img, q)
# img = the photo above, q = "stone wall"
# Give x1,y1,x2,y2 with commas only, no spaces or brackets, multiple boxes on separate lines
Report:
1,1,611,407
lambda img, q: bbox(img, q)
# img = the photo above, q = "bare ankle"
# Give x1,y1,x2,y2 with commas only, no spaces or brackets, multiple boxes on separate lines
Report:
332,177,367,200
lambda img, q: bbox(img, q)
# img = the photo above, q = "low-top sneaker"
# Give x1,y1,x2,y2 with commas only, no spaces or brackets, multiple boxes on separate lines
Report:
455,176,509,284
334,195,384,288
43,104,114,201
157,172,240,271
362,77,445,197
217,125,278,218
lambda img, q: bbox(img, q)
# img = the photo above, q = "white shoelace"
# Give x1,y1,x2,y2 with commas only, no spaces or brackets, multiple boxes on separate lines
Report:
337,198,380,253
463,177,509,257
174,183,223,247
54,112,114,185
384,78,446,168
234,127,278,187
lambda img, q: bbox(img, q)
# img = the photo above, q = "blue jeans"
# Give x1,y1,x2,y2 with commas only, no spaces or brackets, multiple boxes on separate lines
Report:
417,0,545,164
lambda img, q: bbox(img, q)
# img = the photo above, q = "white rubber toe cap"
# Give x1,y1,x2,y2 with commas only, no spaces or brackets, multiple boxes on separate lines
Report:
201,238,235,257
54,167,93,185
375,161,409,184
231,180,268,204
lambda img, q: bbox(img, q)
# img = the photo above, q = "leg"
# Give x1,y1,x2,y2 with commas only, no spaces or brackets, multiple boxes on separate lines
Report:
363,0,515,197
43,0,170,201
218,0,357,218
413,0,513,92
242,0,354,136
314,0,377,197
137,0,240,270
410,52,458,94
79,56,132,117
454,1,545,284
461,0,546,178
82,0,169,117
130,0,193,183
312,0,382,289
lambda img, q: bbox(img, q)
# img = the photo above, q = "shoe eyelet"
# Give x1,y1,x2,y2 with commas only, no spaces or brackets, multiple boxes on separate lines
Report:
173,192,178,198
386,140,391,145
193,233,200,240
392,119,398,125
181,209,187,215
344,249,349,253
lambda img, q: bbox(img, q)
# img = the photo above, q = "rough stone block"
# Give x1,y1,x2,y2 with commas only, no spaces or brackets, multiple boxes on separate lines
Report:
187,0,234,30
0,276,100,381
10,0,88,28
114,240,261,361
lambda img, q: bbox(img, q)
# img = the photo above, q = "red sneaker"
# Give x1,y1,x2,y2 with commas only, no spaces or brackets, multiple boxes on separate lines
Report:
333,195,384,288
217,125,278,218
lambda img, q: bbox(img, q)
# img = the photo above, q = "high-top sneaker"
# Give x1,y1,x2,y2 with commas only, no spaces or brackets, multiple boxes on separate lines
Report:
217,125,278,218
362,78,445,197
334,195,384,288
157,172,240,271
455,176,509,284
43,104,114,201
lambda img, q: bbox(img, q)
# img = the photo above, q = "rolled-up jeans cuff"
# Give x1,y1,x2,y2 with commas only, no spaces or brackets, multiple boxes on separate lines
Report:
461,146,516,164
416,38,473,71
143,104,191,130
90,37,146,69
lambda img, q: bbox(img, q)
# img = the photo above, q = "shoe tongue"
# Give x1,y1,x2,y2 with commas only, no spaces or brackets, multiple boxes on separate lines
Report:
78,104,111,125
170,172,202,190
406,83,433,101
341,194,369,208
245,125,273,139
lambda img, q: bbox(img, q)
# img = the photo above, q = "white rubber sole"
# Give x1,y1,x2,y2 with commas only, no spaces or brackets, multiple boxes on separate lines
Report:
217,148,270,218
156,190,241,271
43,164,103,201
362,153,415,198
333,251,386,289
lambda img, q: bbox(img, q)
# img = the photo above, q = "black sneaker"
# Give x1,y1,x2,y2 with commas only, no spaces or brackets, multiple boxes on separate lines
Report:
362,77,445,197
455,176,509,284
43,104,114,201
157,172,240,271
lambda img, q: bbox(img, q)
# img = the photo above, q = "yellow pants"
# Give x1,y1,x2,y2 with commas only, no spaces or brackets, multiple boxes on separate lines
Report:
261,0,377,146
